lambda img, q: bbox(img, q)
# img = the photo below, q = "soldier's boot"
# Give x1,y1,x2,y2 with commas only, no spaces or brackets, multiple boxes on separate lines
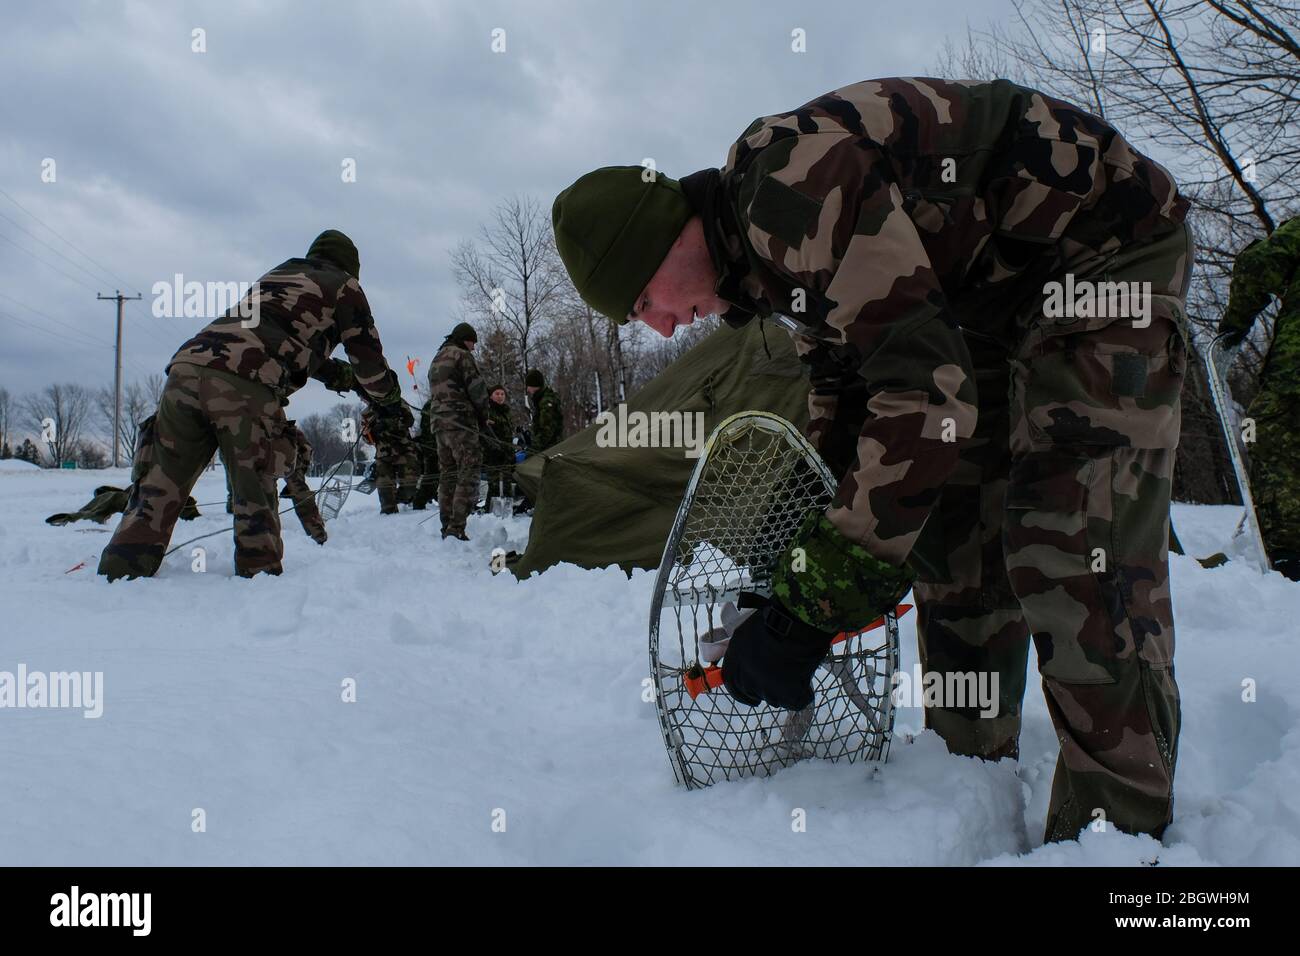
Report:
374,460,398,514
396,461,418,506
912,356,1029,760
98,364,216,581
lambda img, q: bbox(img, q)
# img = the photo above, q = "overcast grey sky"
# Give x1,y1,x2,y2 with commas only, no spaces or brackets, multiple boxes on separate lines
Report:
0,0,1014,427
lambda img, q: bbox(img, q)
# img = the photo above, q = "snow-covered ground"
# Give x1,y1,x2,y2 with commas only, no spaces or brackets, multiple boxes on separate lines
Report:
1,465,1296,866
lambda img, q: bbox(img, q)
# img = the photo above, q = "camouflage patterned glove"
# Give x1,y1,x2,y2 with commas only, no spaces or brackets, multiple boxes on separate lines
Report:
772,511,914,633
312,358,355,393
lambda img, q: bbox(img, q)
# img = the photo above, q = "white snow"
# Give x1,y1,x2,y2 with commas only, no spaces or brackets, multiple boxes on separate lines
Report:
0,466,1296,865
0,458,41,472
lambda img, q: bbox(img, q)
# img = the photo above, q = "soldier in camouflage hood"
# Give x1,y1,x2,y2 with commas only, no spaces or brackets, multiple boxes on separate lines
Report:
428,322,490,539
554,78,1193,842
98,229,404,579
1218,217,1300,581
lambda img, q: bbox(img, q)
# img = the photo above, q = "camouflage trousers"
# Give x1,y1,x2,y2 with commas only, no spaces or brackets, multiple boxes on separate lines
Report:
909,224,1192,842
98,363,297,580
226,423,325,543
411,440,439,510
281,426,326,544
373,438,419,514
435,425,482,536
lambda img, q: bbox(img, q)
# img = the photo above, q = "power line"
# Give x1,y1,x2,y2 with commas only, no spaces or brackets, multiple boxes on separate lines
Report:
0,208,122,290
0,291,118,350
0,231,102,294
0,186,142,295
0,291,156,382
0,307,114,353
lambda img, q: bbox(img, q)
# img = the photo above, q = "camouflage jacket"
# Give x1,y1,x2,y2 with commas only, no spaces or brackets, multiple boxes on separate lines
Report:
427,339,490,427
417,398,435,444
169,257,401,407
528,386,563,454
1221,217,1300,390
700,76,1188,565
484,401,515,464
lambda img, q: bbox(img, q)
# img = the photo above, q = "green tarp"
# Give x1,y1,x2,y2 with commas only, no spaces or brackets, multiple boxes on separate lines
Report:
511,321,811,578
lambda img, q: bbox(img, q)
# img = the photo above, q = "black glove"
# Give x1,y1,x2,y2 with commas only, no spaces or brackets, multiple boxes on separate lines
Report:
722,593,836,711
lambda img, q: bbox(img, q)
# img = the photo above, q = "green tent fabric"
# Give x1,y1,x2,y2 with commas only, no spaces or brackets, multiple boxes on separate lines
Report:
511,320,811,578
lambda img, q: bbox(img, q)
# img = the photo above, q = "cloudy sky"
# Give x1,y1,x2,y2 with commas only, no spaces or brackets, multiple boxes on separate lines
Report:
0,0,1014,429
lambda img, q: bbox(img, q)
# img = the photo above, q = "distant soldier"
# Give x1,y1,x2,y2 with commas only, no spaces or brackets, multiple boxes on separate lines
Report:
1218,216,1300,581
483,384,516,512
98,229,405,579
524,368,563,456
428,322,490,540
361,404,419,515
410,397,440,511
279,422,328,544
47,414,201,526
223,419,328,541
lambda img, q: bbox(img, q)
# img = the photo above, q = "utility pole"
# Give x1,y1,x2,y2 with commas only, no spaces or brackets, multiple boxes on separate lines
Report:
97,290,142,467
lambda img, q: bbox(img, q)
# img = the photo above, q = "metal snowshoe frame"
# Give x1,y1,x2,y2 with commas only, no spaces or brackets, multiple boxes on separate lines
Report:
317,458,355,522
648,411,900,789
1202,333,1271,573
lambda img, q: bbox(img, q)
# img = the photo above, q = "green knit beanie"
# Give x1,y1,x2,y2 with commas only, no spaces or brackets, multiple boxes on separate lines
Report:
525,368,544,389
306,229,360,279
552,166,692,324
450,322,478,346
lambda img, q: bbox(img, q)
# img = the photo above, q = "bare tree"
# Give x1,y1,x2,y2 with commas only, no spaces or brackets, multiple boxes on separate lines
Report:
935,1,1299,503
451,195,569,376
95,379,161,465
0,387,12,456
980,1,1299,342
22,384,94,466
298,401,363,475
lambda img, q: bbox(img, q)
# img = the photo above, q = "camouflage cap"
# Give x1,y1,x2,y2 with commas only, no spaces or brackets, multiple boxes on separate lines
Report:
450,321,478,346
306,229,360,279
552,167,692,324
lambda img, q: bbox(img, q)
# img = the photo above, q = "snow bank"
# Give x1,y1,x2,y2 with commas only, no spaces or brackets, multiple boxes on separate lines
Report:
0,458,43,473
